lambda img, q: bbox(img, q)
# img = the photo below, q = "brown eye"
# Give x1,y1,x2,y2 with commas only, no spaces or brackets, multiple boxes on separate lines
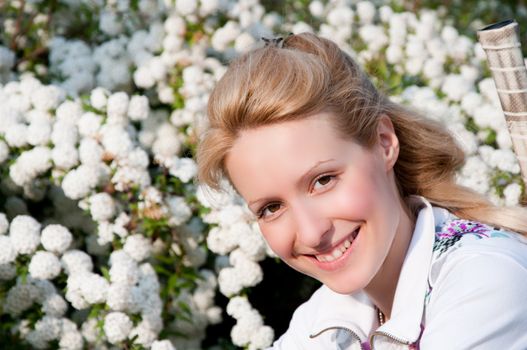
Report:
258,203,282,219
313,175,335,191
267,203,281,213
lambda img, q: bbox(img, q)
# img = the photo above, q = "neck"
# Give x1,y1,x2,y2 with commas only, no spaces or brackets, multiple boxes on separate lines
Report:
363,196,416,320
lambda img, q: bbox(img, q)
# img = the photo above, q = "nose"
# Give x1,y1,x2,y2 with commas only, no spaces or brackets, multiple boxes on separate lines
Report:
291,200,333,249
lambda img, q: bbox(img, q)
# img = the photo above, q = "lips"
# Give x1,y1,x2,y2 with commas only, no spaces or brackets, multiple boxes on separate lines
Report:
314,227,360,263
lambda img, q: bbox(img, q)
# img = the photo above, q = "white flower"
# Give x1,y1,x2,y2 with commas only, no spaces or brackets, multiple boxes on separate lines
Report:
460,91,483,116
175,0,197,16
0,236,17,264
309,0,324,17
112,166,151,191
5,123,28,147
104,312,133,344
61,249,93,275
80,272,109,304
109,250,140,285
151,340,176,350
58,328,84,350
133,66,156,89
386,45,403,64
66,274,90,310
206,226,238,255
101,124,134,158
211,21,240,51
167,196,192,226
9,215,41,255
9,146,52,186
458,155,490,194
41,224,73,254
32,279,57,303
90,87,109,110
52,120,78,145
128,95,149,121
55,100,83,123
52,144,79,170
423,58,444,80
107,91,129,120
89,192,116,221
100,11,123,36
31,85,63,111
62,164,101,200
496,128,513,150
42,293,68,317
249,325,274,350
441,74,472,101
4,282,37,316
356,1,376,24
503,183,522,206
359,25,388,52
129,321,158,347
441,25,458,44
472,103,503,130
168,157,197,183
327,6,353,27
27,117,52,146
152,125,181,160
107,282,133,311
78,112,103,138
79,137,103,165
29,251,62,280
238,226,267,261
226,296,252,319
123,234,152,262
231,310,264,346
218,267,243,297
28,316,62,347
81,319,99,343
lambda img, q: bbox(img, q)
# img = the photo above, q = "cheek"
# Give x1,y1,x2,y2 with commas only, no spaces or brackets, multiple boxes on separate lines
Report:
260,224,293,258
330,175,378,219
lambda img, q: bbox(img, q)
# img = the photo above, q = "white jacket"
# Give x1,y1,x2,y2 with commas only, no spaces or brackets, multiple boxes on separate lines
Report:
268,197,527,350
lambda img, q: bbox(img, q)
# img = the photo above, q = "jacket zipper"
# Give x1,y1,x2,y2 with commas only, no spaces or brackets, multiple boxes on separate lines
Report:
369,331,411,349
310,326,365,350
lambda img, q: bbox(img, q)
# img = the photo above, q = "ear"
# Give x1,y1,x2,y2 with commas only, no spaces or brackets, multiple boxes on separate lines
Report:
376,114,399,171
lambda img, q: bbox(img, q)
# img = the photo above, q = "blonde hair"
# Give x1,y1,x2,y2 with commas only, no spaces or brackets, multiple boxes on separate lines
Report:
197,33,527,234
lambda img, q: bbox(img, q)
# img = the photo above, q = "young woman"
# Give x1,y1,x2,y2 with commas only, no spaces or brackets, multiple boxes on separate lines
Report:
197,33,527,349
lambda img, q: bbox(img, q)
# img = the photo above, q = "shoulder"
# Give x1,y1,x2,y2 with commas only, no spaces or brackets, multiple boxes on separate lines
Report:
421,220,527,348
430,216,527,281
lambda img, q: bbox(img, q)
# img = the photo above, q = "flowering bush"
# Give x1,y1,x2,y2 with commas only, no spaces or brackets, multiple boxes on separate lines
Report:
0,0,525,349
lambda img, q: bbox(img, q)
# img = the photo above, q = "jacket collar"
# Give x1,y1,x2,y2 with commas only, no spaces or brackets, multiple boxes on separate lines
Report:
374,196,438,343
309,196,451,345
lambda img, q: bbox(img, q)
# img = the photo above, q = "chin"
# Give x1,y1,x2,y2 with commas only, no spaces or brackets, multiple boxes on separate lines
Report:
324,277,367,295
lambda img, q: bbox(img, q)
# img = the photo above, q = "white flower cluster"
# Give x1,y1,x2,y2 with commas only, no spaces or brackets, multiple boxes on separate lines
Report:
227,296,274,349
169,269,222,348
197,185,274,347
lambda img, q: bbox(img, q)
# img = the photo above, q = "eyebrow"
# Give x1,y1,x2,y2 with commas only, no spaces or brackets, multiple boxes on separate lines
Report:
248,158,336,207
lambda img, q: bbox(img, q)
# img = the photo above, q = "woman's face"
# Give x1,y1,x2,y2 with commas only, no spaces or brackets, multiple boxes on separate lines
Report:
225,112,403,294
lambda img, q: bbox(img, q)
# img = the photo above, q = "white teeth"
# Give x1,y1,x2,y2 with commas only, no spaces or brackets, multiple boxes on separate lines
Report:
315,233,358,263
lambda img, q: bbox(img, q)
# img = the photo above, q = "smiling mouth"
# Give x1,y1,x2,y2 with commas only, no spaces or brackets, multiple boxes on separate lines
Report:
313,227,360,263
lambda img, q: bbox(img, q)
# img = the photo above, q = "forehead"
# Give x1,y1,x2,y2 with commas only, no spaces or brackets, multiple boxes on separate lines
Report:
225,114,354,199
